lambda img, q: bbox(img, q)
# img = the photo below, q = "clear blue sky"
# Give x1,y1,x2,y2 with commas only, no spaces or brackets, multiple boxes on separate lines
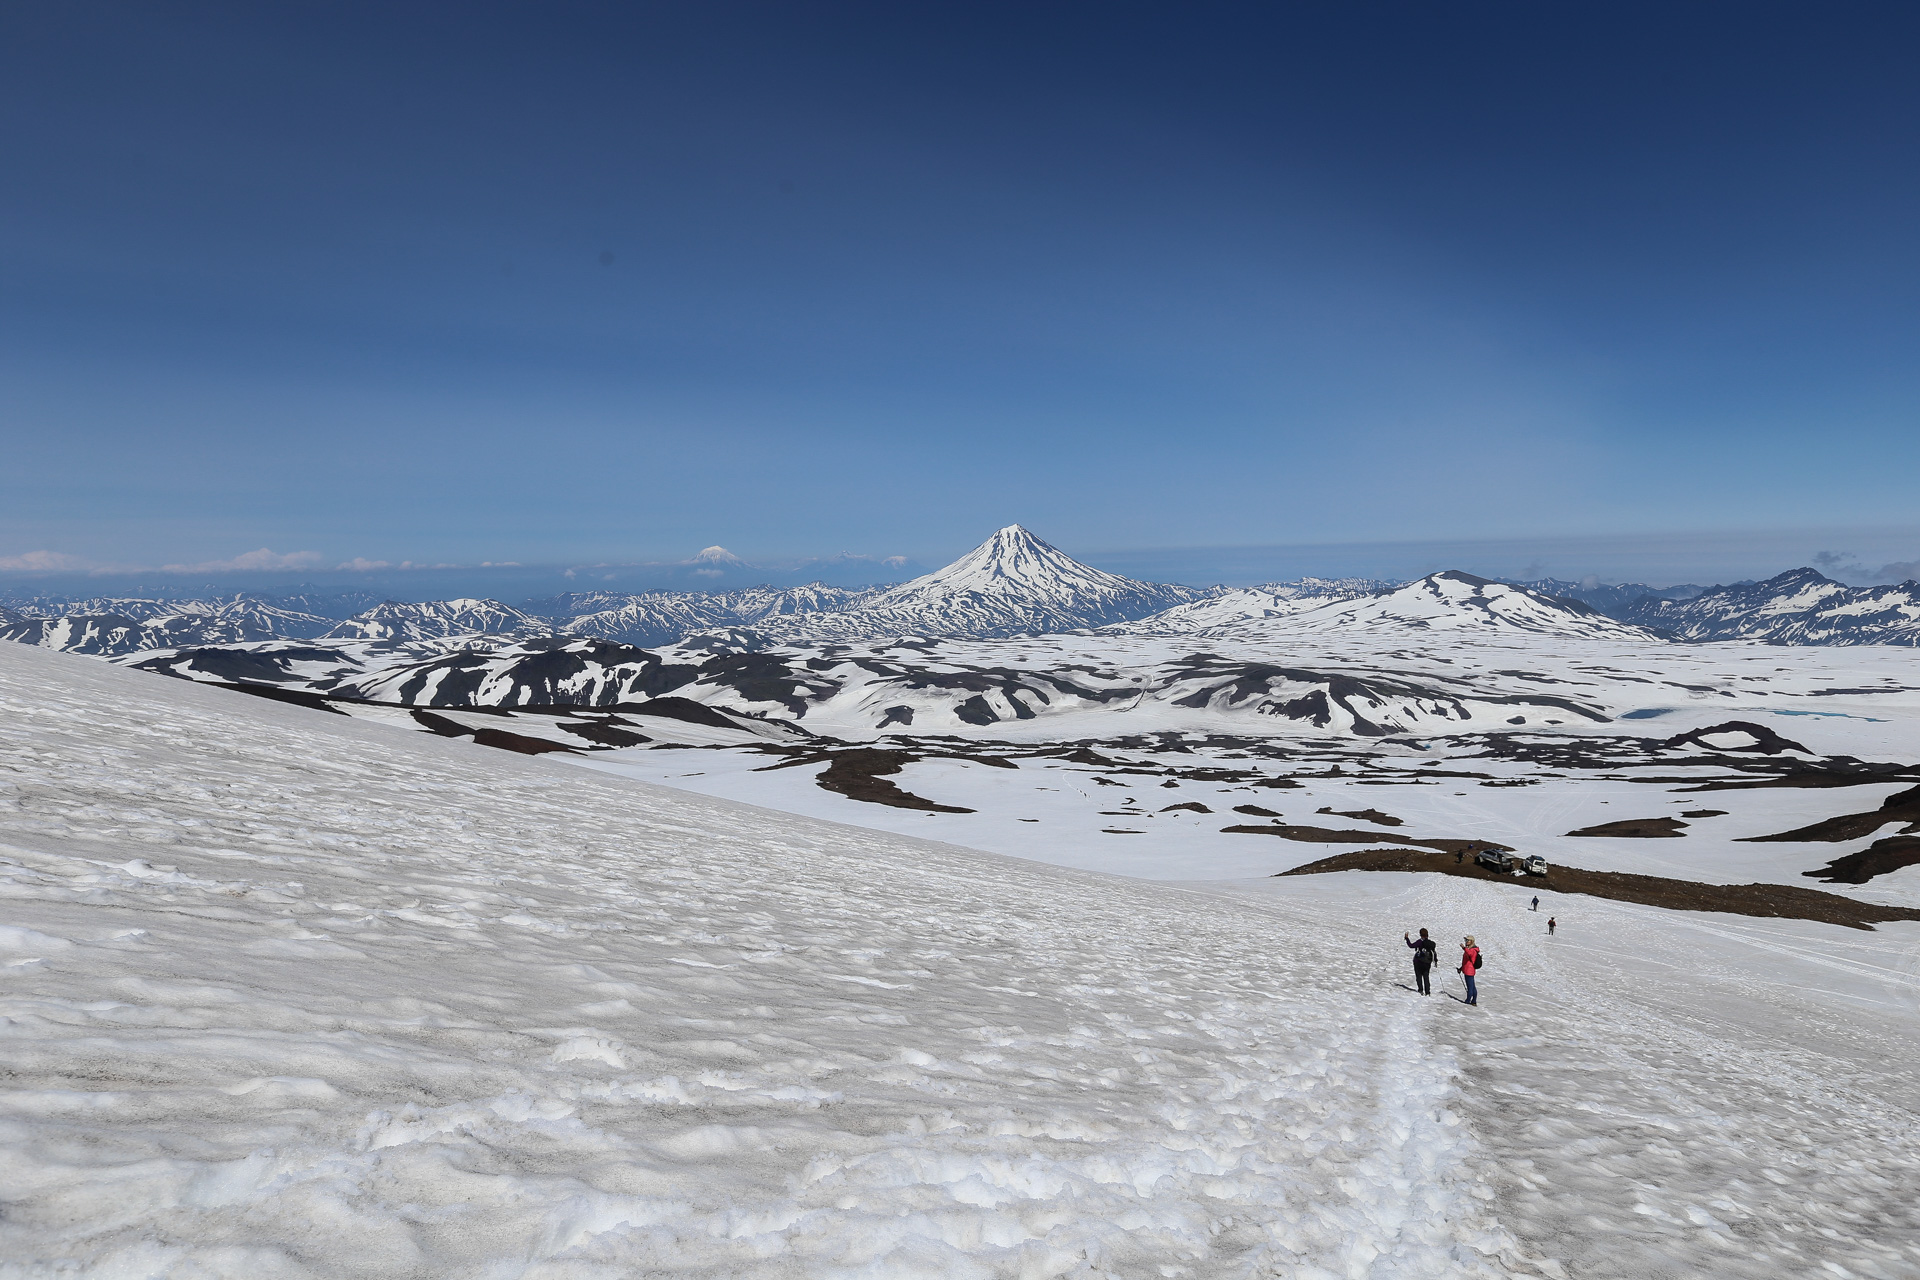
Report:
4,2,1919,588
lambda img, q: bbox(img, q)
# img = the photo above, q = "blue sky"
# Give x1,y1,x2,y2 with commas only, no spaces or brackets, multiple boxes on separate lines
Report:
4,2,1919,590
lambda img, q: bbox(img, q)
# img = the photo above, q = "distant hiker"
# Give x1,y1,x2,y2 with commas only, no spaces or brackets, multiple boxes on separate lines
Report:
1404,928,1437,995
1459,936,1482,1006
1531,895,1540,911
1456,847,1466,864
1548,916,1557,936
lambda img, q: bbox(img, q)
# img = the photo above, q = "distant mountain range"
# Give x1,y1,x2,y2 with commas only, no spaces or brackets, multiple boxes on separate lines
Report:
5,529,1918,659
1605,569,1920,644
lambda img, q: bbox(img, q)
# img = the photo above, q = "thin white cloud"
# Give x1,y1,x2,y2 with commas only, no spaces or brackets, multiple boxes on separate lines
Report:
336,557,393,571
0,550,96,572
159,548,327,573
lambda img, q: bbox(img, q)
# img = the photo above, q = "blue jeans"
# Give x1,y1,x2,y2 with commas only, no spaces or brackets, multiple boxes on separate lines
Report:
1464,974,1478,1004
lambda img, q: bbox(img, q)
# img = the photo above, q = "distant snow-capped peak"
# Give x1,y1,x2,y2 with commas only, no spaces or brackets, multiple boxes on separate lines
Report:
756,526,1202,640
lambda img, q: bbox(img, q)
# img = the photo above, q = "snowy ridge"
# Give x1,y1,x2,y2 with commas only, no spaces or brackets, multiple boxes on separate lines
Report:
1512,577,1706,613
764,525,1202,640
1212,571,1659,641
322,597,548,641
549,583,884,647
1112,577,1394,634
0,597,336,656
1622,568,1920,645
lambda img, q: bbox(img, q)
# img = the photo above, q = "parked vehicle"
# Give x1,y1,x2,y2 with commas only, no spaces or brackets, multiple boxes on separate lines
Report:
1474,848,1514,872
1523,854,1549,876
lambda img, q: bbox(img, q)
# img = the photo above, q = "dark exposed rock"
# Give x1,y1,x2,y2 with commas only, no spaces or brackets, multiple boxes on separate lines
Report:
561,720,652,747
1567,817,1689,838
1661,721,1811,756
1803,837,1920,884
1316,806,1403,827
625,697,747,730
1740,784,1920,843
813,749,973,813
1221,824,1512,855
1280,847,1920,930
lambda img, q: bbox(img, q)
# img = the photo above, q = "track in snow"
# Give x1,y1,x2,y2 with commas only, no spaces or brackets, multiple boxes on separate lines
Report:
1267,870,1920,1279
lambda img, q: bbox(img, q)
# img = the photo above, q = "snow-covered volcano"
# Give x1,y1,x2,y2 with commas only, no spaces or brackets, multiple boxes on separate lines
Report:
1210,571,1658,641
768,525,1201,640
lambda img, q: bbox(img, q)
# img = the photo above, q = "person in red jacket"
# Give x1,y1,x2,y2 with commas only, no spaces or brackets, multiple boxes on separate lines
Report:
1459,935,1482,1006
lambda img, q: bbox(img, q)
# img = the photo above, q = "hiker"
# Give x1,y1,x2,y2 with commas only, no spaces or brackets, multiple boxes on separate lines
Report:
1531,895,1539,911
1456,847,1466,865
1404,928,1437,995
1548,916,1556,936
1459,935,1482,1005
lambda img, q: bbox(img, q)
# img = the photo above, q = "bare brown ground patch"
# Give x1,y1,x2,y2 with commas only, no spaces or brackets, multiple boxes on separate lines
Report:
1277,848,1920,931
1567,816,1689,838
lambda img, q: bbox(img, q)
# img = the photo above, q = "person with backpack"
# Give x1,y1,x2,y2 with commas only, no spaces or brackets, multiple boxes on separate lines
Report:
1548,916,1556,936
1404,928,1437,994
1531,895,1539,911
1459,935,1482,1005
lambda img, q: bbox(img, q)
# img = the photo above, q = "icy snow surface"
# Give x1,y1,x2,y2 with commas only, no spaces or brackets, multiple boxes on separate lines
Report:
3,641,1919,1276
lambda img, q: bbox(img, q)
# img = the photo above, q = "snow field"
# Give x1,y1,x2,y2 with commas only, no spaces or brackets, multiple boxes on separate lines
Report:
0,642,1538,1278
1237,873,1920,1278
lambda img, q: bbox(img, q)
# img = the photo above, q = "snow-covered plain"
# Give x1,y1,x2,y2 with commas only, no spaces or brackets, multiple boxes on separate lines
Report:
3,641,1919,1277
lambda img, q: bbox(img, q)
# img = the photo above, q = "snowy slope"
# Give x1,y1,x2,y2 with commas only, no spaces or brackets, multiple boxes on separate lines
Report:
6,639,1919,1277
1624,568,1920,644
767,526,1201,640
1,638,1533,1277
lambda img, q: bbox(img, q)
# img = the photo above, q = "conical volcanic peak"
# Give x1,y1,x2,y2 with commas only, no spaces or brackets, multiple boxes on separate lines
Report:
877,525,1147,606
765,525,1202,640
